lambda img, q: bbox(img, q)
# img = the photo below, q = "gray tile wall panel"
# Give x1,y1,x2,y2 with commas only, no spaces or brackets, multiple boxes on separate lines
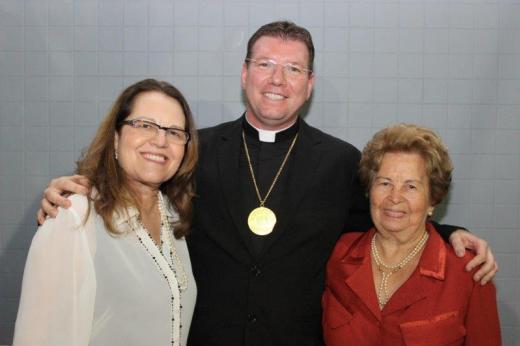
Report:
0,0,518,344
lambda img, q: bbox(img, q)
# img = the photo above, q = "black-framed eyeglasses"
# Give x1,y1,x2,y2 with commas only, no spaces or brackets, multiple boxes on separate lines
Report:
120,119,190,145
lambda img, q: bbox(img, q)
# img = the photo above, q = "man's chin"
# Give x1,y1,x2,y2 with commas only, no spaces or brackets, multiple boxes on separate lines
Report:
253,114,298,130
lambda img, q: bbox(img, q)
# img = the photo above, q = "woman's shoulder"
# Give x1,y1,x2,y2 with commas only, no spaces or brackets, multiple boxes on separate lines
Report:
67,193,90,211
337,231,368,246
62,194,91,226
32,194,96,256
427,224,475,268
444,242,478,277
427,226,479,282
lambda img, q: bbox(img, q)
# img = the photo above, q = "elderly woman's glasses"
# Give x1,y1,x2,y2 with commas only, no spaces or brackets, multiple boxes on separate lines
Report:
245,58,312,78
120,119,190,145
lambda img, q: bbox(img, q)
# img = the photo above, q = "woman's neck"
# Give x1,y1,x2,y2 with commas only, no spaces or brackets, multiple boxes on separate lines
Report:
375,227,427,264
129,184,162,243
127,181,159,210
137,191,159,214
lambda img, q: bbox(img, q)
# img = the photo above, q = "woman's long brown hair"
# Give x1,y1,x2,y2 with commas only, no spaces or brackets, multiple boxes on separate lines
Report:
76,79,198,238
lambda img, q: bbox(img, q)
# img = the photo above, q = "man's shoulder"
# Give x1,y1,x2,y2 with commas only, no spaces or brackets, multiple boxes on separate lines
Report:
302,122,360,155
196,117,361,156
197,118,240,139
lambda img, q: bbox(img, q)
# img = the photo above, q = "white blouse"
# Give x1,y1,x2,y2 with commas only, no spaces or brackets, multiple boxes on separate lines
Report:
13,194,196,346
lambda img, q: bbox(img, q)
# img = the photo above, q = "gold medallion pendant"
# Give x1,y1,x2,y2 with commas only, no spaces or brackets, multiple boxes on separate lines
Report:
248,206,277,236
242,130,299,236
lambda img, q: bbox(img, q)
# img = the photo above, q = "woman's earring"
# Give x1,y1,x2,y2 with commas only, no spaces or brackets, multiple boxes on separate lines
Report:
427,208,434,217
115,150,119,160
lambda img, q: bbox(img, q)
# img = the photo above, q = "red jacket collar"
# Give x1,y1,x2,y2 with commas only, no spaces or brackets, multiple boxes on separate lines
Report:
341,223,447,281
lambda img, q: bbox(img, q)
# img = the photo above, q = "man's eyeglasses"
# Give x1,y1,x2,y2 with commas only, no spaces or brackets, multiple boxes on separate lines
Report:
245,58,312,78
120,119,190,145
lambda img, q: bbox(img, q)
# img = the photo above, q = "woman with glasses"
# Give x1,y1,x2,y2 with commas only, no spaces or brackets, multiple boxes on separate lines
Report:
13,79,198,346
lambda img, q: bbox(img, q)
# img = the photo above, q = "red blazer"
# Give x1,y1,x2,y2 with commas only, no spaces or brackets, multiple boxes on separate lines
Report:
322,224,501,346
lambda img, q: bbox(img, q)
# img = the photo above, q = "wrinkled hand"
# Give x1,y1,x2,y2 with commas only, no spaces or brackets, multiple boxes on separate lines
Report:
449,230,498,285
37,175,90,225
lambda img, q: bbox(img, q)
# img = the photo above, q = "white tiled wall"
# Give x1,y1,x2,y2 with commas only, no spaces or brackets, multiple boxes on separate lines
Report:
1,0,519,344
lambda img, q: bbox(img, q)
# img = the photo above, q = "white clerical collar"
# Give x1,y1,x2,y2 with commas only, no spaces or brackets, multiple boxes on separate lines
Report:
245,116,296,143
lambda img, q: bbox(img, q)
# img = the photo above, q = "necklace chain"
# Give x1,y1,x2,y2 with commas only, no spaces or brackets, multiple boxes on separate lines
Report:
157,192,188,291
371,231,429,309
132,192,188,291
129,191,187,346
242,130,298,207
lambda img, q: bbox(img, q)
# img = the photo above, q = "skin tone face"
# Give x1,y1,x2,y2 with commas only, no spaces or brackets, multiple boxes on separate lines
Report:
241,36,315,131
114,91,186,195
369,152,434,242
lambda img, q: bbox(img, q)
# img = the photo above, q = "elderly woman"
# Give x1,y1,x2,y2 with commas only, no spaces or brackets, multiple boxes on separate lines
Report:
322,124,500,345
14,79,198,346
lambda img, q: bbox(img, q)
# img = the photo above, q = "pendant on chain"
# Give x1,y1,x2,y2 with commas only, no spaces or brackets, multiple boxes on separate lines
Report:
247,206,277,236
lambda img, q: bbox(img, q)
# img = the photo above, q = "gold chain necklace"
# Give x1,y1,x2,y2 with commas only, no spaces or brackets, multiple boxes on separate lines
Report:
242,130,299,236
371,231,429,309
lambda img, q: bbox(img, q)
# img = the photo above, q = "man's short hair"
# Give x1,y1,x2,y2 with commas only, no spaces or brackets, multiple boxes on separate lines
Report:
246,20,315,72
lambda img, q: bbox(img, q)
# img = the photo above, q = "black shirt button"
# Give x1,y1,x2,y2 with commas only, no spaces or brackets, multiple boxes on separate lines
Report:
250,265,261,276
247,313,257,323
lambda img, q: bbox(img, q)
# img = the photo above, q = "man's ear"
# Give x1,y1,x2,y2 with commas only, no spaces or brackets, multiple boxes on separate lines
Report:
241,62,249,90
